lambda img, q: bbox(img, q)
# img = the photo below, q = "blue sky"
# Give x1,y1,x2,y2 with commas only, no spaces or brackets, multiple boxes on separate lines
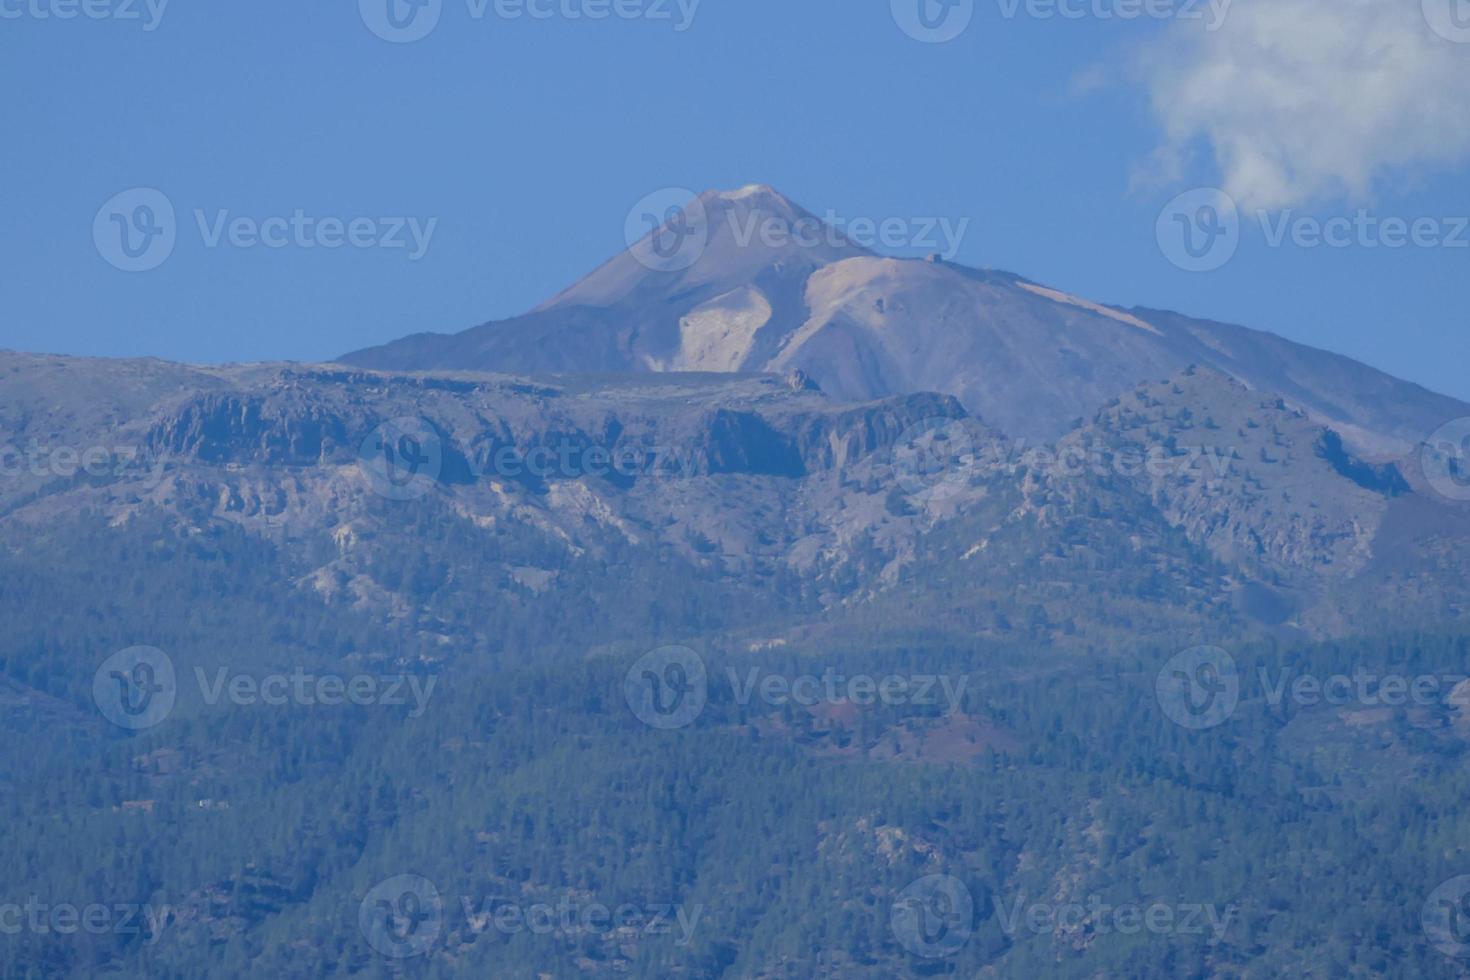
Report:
4,0,1468,400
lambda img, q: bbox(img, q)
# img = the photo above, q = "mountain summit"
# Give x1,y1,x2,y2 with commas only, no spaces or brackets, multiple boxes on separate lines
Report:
535,184,869,316
341,186,1467,453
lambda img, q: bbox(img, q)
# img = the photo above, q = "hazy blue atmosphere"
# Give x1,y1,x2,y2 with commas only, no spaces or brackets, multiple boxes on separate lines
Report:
4,1,1468,400
9,5,1470,978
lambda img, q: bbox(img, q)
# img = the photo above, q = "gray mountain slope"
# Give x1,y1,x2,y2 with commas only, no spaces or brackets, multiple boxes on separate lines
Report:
6,349,1470,646
341,186,1467,455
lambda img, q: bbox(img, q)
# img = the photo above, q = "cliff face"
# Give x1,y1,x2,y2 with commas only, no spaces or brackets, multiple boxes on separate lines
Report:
148,394,355,466
5,350,1470,646
137,368,969,483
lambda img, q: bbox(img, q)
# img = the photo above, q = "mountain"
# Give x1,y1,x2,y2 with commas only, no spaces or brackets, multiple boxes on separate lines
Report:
344,185,869,378
7,349,1470,975
341,185,1469,457
4,349,1466,653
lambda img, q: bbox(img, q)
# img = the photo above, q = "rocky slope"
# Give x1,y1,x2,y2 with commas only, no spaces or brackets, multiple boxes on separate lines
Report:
340,186,1469,456
5,351,1468,654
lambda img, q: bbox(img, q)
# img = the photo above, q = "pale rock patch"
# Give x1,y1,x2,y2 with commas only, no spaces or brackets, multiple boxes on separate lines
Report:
1017,282,1162,336
660,286,773,373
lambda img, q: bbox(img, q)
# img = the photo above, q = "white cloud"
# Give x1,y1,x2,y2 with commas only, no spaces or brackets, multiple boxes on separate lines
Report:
1137,0,1470,210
